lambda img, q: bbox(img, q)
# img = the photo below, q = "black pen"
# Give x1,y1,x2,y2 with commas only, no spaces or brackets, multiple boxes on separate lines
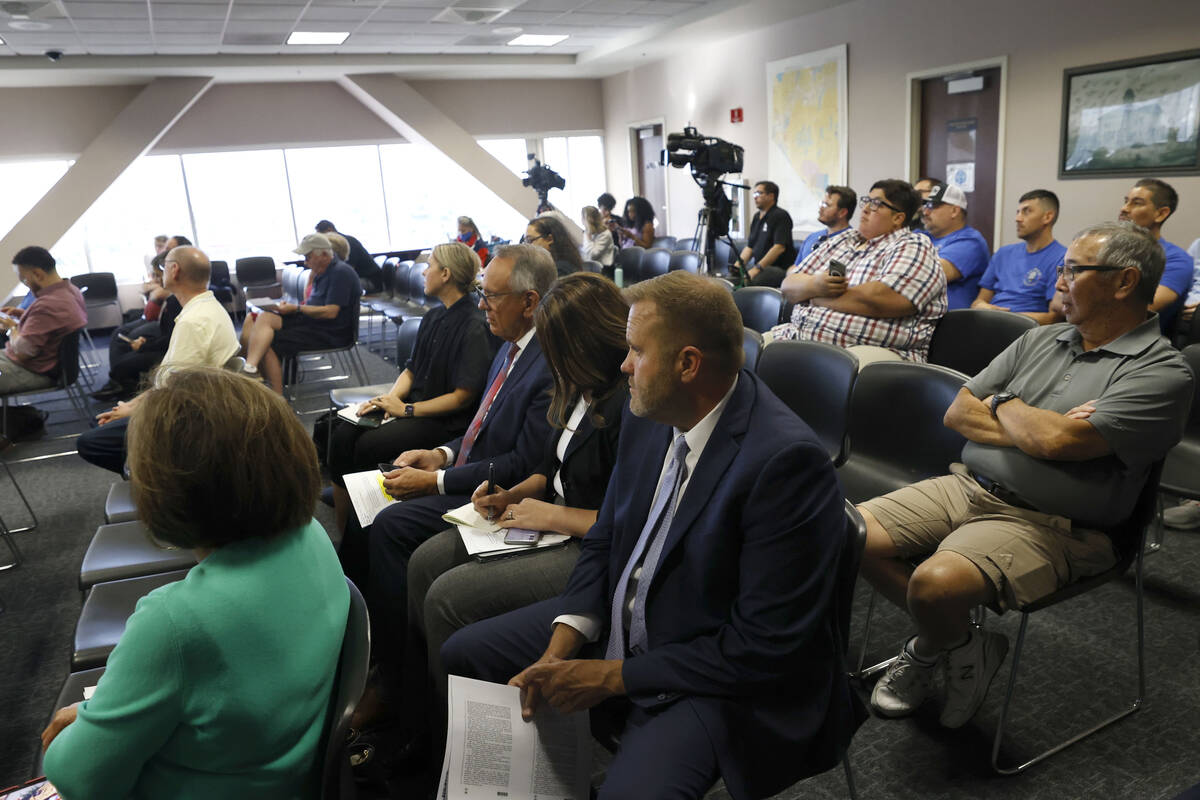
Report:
486,462,496,522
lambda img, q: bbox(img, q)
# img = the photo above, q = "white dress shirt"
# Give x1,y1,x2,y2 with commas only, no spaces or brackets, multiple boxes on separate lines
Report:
156,291,240,385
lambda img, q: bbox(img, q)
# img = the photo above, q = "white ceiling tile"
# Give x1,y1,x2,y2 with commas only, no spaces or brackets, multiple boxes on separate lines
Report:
366,7,442,22
581,0,647,12
230,5,300,20
513,0,589,11
62,2,147,19
154,18,224,32
152,4,231,19
299,6,375,23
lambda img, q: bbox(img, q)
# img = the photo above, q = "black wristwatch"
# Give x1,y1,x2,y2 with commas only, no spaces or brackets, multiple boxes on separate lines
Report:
404,404,415,418
991,391,1017,418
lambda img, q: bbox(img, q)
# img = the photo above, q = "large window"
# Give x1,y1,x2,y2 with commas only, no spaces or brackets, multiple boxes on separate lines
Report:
10,134,603,284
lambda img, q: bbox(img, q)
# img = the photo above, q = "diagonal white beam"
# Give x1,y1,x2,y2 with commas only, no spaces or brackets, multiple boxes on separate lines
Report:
0,76,214,301
340,73,534,220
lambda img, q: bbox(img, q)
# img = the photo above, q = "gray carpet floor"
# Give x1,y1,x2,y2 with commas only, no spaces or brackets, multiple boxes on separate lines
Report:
2,329,1199,799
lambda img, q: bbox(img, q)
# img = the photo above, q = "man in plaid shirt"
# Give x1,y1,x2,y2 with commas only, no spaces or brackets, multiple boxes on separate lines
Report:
770,179,947,363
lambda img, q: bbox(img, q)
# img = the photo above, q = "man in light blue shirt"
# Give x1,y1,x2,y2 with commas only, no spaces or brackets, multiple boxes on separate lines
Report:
923,184,990,309
795,185,857,265
972,190,1066,325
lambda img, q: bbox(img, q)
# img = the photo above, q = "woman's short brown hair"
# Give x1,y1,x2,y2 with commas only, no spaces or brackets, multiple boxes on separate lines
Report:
127,367,321,549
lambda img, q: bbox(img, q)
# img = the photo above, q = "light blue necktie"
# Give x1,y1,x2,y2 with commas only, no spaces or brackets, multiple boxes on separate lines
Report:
605,433,690,659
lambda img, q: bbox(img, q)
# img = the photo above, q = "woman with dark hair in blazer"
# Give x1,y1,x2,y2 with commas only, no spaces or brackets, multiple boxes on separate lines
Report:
355,273,628,734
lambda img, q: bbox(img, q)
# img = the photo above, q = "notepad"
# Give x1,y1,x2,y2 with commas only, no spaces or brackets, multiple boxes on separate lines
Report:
442,502,570,559
344,469,400,527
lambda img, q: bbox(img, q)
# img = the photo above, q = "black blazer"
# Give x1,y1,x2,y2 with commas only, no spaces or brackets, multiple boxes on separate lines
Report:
534,379,629,511
441,334,553,496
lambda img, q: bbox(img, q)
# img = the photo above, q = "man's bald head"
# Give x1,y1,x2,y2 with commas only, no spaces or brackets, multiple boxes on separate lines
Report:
166,246,211,287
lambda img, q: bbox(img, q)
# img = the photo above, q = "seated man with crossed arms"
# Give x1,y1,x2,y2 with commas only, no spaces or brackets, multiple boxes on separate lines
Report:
859,221,1192,729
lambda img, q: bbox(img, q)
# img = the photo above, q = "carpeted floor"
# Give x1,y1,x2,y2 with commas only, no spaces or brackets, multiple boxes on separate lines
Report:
2,329,1199,799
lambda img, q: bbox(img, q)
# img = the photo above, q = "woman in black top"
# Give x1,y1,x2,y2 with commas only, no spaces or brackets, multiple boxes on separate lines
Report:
524,215,582,277
389,273,629,736
327,241,492,532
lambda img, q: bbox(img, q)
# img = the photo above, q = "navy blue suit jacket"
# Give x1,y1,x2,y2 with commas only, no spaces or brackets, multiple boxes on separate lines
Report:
561,370,865,799
440,333,553,496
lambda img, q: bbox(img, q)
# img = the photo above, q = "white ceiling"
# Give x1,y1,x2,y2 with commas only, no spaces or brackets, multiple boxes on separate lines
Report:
0,0,729,57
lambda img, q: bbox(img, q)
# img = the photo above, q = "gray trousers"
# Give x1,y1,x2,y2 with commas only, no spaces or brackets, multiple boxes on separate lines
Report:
404,527,580,742
0,353,54,394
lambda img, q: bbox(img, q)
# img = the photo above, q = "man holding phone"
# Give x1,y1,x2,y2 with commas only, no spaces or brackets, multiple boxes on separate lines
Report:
771,179,946,365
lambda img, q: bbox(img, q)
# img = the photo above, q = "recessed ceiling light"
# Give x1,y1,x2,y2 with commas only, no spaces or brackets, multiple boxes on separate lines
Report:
8,20,50,31
507,34,567,46
493,26,522,35
0,35,5,44
286,31,349,45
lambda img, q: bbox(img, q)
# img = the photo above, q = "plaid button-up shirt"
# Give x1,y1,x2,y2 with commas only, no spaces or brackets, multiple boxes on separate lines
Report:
772,226,947,362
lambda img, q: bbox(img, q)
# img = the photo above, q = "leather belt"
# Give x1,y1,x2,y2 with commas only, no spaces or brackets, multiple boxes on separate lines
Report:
970,471,1039,513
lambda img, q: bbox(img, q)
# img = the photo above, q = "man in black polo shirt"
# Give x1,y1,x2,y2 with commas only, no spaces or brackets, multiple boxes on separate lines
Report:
739,180,796,287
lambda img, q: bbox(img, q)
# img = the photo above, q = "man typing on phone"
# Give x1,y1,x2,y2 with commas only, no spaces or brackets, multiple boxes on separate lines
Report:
770,178,946,365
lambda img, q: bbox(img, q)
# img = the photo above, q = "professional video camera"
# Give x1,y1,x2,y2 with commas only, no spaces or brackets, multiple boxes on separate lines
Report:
522,155,566,207
661,127,746,275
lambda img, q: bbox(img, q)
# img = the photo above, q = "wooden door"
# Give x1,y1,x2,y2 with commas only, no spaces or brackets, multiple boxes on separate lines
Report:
635,125,666,229
918,67,1002,251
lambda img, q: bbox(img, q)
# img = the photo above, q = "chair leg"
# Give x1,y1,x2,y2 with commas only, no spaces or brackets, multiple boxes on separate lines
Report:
851,588,899,679
0,459,37,534
842,753,858,800
990,563,1145,774
1146,493,1165,554
0,514,22,571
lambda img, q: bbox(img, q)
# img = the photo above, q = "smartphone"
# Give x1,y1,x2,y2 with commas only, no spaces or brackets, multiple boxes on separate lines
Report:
378,462,398,474
116,333,134,343
828,259,847,277
503,528,542,545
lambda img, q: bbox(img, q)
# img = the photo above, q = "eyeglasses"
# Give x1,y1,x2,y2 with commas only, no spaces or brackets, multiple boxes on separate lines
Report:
752,191,765,198
521,234,546,245
479,290,519,309
1055,264,1127,283
859,196,903,213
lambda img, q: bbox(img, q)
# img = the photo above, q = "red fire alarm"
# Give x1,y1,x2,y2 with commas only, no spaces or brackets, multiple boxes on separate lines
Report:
730,107,744,123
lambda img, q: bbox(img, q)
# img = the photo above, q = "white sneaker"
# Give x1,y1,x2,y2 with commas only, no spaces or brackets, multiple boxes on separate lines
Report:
870,638,938,718
1163,499,1200,530
940,627,1009,729
242,363,258,375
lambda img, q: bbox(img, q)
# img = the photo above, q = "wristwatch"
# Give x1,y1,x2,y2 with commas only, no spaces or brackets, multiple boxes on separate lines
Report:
990,391,1017,418
404,404,415,418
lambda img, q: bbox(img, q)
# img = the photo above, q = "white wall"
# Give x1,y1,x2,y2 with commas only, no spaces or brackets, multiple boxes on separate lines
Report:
600,0,1200,250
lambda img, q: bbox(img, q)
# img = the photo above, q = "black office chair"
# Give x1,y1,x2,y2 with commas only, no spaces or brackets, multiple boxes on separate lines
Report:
712,278,735,293
640,247,671,280
1151,343,1200,550
208,260,237,314
836,361,969,504
617,246,645,284
321,577,371,800
675,237,698,252
1,327,90,461
742,327,764,371
282,304,370,402
651,236,677,251
668,250,701,274
757,340,858,466
990,461,1163,774
927,308,1037,378
582,259,603,273
78,521,198,591
70,272,123,329
711,238,735,276
733,286,784,333
235,257,282,319
73,570,190,669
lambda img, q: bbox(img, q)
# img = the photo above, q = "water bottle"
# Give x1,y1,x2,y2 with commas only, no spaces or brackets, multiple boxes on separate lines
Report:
614,266,624,288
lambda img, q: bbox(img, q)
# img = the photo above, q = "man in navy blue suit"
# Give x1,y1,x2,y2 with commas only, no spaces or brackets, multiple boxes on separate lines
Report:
442,271,864,799
353,244,556,726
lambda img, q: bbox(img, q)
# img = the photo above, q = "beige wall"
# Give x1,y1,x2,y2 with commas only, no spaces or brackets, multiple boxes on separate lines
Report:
0,85,144,160
408,79,605,136
601,0,1200,251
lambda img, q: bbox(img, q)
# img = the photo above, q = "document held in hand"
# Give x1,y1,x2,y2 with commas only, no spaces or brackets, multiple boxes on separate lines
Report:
344,469,400,527
439,675,590,800
442,502,570,559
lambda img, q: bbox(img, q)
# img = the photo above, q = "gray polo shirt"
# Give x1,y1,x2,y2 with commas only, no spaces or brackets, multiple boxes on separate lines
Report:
962,316,1192,528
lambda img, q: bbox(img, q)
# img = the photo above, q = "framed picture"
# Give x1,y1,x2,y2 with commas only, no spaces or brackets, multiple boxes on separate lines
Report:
1059,48,1200,178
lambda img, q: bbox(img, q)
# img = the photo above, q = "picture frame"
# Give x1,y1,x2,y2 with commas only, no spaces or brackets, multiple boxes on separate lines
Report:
1059,48,1200,179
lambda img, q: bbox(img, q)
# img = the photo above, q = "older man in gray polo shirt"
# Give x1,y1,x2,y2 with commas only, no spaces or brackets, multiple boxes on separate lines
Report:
857,220,1193,730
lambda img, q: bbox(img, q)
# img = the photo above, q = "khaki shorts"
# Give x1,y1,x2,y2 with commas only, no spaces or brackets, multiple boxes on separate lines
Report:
860,464,1118,611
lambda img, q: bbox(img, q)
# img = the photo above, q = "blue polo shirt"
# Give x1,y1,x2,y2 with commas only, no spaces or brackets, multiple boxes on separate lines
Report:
980,239,1066,313
1157,238,1193,333
929,225,991,309
308,258,362,341
795,226,854,264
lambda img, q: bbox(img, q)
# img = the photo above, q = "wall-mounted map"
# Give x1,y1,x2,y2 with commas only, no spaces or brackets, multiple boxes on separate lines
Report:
766,44,848,233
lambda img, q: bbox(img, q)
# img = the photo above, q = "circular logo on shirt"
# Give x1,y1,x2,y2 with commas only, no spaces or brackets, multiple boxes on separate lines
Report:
1022,268,1042,287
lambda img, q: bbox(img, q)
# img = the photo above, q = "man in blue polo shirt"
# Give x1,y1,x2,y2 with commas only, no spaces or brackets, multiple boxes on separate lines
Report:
923,184,990,309
1118,178,1191,334
795,185,857,264
971,190,1066,325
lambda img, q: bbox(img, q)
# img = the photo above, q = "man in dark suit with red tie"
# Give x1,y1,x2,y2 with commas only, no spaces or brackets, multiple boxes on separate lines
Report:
442,271,865,799
355,244,556,725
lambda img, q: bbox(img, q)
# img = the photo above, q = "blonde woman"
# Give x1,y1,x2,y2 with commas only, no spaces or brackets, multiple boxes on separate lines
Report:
581,205,615,268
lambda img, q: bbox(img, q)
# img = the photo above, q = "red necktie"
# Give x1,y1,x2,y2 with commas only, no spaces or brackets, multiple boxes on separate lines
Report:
455,343,519,467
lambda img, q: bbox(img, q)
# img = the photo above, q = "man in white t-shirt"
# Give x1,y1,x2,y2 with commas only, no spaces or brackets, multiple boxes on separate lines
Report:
77,246,240,474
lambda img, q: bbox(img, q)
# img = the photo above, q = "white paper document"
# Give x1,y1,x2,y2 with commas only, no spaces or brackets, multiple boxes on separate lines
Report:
442,503,570,558
440,675,590,800
344,469,399,527
245,296,279,313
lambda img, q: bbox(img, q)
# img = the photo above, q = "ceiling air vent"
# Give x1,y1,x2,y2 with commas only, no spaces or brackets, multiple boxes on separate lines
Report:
432,7,510,25
223,32,286,46
0,0,65,20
